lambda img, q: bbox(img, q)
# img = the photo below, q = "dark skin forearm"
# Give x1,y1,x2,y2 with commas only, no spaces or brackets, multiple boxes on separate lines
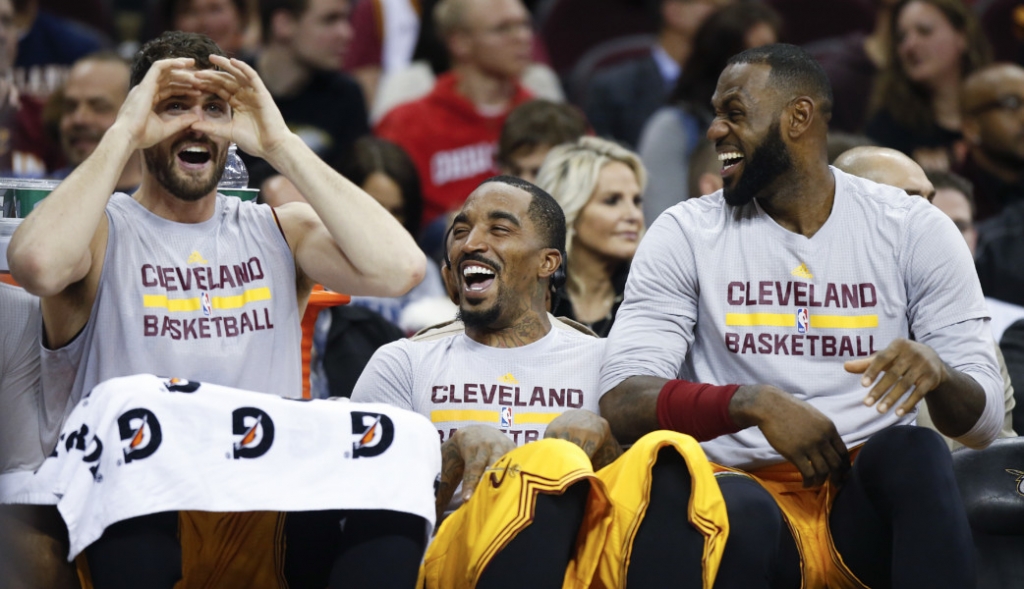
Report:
921,365,986,438
602,378,850,487
844,338,987,439
599,376,667,444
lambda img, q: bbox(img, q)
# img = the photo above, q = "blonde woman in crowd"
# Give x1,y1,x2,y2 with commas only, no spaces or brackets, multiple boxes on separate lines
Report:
536,136,645,337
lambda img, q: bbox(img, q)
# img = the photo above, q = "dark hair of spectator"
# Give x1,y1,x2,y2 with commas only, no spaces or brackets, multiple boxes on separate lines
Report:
162,0,249,34
496,100,589,168
870,0,991,134
670,2,783,113
260,0,310,44
130,31,226,87
337,137,424,237
727,43,834,120
927,169,976,216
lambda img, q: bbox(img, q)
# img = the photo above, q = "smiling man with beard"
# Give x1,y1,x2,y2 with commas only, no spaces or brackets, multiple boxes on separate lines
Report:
353,176,738,589
7,31,429,588
600,43,1004,588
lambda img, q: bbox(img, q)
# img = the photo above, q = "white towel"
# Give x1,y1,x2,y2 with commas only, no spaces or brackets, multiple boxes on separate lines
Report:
30,374,440,560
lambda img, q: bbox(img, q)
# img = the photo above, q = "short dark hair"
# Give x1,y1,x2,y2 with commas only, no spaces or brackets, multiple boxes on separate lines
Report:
496,100,589,167
162,0,249,35
130,31,226,88
727,43,834,120
337,137,424,236
260,0,309,44
478,175,567,256
927,170,976,217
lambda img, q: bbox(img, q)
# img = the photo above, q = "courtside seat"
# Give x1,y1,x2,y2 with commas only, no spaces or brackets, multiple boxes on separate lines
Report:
951,437,1024,589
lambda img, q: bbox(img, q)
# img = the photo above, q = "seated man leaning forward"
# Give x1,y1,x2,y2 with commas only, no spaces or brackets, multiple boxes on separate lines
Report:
600,44,1005,589
352,176,734,589
6,31,430,589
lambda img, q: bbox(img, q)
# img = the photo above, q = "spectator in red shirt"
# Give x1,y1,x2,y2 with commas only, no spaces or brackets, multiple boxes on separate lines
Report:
374,0,533,228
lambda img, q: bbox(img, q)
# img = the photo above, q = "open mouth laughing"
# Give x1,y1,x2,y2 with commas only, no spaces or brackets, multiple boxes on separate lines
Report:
177,144,213,170
461,263,496,294
719,150,744,178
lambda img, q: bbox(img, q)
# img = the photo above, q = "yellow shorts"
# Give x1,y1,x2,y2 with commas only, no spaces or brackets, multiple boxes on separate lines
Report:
421,431,729,589
713,457,869,589
77,511,286,589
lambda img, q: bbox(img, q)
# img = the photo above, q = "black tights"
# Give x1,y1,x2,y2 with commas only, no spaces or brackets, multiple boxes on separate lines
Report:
85,509,427,589
477,482,590,589
628,448,800,589
628,427,973,589
830,425,976,589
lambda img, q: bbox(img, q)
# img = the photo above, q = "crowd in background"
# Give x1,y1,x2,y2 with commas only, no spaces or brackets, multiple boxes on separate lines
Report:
2,0,1024,421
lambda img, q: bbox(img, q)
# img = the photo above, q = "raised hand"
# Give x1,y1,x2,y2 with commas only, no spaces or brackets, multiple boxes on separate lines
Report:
435,426,515,520
733,385,850,488
544,409,622,470
190,55,292,160
844,338,949,417
114,57,203,151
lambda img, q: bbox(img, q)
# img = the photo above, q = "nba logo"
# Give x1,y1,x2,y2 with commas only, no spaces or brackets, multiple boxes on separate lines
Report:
201,292,212,316
500,407,513,427
796,308,809,334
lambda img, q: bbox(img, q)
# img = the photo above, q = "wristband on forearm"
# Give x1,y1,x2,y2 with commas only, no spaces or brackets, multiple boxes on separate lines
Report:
656,379,743,441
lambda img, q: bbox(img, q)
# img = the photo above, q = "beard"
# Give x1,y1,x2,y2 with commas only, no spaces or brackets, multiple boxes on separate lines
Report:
457,304,503,330
143,140,227,202
723,121,793,207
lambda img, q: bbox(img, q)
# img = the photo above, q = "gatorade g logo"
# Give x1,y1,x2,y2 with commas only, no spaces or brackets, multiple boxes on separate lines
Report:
232,407,275,459
163,377,201,393
117,409,163,463
351,412,394,459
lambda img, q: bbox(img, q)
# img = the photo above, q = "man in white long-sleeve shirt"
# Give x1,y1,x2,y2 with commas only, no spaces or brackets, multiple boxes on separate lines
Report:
601,44,1003,589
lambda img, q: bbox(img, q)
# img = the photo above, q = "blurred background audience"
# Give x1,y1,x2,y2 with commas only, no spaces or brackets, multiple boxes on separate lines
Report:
636,0,780,221
865,0,991,169
4,0,1024,398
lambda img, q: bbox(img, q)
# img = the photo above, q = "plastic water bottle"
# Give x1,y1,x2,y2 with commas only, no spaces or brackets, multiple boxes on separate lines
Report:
220,143,249,189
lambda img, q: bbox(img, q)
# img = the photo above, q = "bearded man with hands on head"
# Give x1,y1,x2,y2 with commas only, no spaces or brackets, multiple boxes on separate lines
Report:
7,31,430,589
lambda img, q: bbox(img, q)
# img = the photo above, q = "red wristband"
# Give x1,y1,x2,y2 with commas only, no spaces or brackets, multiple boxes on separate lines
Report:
656,379,742,442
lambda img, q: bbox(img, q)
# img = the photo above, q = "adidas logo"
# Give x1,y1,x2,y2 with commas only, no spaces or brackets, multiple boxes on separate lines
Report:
791,263,813,279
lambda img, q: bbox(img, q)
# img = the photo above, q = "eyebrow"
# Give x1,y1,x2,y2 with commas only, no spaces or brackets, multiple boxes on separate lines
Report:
488,211,521,227
713,89,753,108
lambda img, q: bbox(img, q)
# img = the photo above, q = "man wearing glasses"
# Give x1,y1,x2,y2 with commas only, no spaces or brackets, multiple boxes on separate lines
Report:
958,63,1024,222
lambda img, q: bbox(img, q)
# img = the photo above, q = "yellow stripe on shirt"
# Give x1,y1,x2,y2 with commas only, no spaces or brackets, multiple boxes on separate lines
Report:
725,312,878,329
431,410,499,423
143,287,272,312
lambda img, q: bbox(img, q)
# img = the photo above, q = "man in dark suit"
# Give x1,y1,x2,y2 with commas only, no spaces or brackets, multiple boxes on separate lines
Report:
583,0,725,148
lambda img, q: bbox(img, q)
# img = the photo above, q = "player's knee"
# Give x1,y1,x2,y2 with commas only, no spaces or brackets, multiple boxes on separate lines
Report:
858,425,951,482
719,476,786,540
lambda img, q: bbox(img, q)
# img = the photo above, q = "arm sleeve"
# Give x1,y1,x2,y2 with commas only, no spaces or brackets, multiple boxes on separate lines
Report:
917,320,1004,449
902,205,1003,448
350,340,415,410
599,212,699,395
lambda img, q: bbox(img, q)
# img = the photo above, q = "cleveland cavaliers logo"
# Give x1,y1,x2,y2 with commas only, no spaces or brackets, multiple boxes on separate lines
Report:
117,408,163,463
232,407,275,459
350,412,395,459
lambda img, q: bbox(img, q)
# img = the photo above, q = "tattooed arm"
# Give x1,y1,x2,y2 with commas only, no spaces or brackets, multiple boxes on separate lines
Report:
434,425,516,520
544,409,623,471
